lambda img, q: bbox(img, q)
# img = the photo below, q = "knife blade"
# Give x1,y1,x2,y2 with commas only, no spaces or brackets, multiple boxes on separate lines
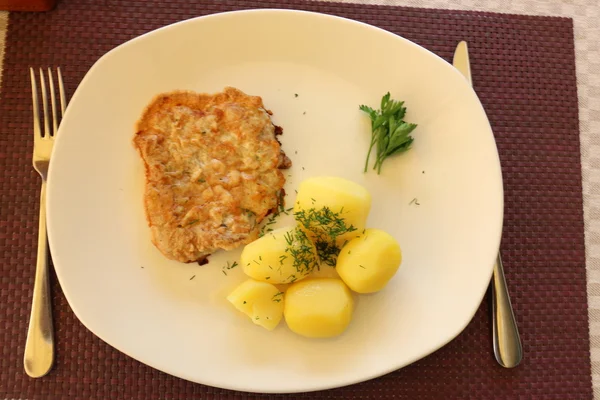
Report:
452,41,523,368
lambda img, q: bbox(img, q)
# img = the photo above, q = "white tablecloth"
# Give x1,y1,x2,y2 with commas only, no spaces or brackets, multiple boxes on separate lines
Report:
1,0,598,397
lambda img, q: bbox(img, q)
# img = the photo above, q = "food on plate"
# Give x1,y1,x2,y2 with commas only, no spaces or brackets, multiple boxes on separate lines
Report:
227,176,402,338
227,175,402,337
284,278,354,338
226,279,284,331
241,225,319,284
294,176,371,265
133,87,290,263
336,228,402,293
360,92,417,174
234,178,365,337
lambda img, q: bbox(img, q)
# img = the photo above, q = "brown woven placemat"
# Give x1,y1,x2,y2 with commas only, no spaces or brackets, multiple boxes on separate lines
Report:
0,0,591,399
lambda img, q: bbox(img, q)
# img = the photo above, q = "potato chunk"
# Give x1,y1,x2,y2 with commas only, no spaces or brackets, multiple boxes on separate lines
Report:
293,176,371,265
336,228,402,293
284,278,354,338
226,279,284,331
241,226,319,284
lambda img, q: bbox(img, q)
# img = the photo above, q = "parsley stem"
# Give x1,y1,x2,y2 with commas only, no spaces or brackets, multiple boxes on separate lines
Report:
374,152,386,174
364,134,377,173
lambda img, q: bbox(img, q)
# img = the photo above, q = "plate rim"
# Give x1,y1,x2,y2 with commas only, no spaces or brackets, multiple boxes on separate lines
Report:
47,8,503,393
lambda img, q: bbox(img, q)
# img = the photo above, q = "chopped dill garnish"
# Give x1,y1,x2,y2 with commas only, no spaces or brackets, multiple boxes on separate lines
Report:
272,292,284,302
359,265,366,269
314,239,340,267
222,261,238,275
259,215,278,237
187,219,199,226
241,208,256,219
284,230,293,246
282,227,319,278
189,275,196,280
294,206,357,266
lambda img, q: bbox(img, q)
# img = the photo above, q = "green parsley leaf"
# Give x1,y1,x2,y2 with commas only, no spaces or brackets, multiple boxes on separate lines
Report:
360,93,417,174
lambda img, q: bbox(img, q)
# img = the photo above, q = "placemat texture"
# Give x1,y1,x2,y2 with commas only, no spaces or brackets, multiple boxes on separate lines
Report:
0,0,591,398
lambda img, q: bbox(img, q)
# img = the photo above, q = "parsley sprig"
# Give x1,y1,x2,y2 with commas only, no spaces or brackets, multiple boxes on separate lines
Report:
360,92,417,174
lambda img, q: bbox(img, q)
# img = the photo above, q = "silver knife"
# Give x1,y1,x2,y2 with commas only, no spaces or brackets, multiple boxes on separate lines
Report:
453,41,523,368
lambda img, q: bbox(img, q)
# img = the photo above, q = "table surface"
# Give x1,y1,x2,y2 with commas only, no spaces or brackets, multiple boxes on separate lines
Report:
1,0,599,398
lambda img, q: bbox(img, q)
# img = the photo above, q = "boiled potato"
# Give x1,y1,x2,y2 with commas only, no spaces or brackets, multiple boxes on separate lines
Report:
226,279,284,331
293,176,371,263
336,228,402,294
284,278,354,338
241,226,319,284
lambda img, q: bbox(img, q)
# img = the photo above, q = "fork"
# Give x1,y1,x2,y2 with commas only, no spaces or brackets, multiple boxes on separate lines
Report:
24,67,66,378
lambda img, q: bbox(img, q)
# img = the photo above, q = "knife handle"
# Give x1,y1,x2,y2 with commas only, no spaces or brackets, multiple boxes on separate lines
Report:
491,254,523,368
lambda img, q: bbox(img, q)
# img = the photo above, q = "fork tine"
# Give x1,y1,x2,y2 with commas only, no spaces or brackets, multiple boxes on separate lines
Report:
29,68,42,139
57,67,66,118
48,68,58,136
39,68,50,138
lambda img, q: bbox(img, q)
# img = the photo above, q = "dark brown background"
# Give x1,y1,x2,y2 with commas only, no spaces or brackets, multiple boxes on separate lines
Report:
0,0,591,399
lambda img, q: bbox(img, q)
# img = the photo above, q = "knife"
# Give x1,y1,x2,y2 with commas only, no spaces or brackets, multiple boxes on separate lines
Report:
453,41,523,368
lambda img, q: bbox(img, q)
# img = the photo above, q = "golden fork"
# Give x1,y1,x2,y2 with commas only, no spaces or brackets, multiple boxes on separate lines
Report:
24,67,66,378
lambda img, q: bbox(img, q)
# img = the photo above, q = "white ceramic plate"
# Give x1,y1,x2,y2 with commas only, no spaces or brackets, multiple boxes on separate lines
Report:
47,9,503,393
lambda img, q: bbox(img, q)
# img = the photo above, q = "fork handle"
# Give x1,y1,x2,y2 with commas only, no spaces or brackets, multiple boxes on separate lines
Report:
491,253,523,368
24,181,54,378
